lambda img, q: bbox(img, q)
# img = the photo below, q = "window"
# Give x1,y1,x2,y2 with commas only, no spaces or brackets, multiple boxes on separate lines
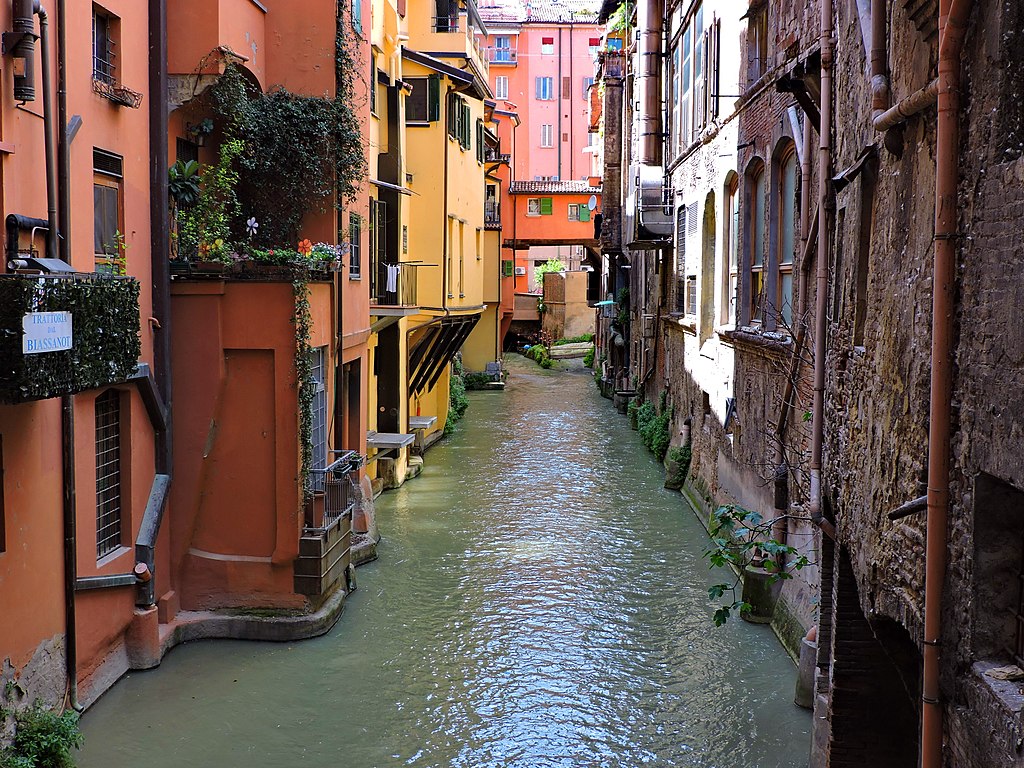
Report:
568,204,579,221
493,35,513,62
476,119,485,163
582,76,594,98
541,37,554,55
588,37,601,56
402,225,408,254
777,149,797,327
352,0,363,34
668,5,719,155
495,75,509,100
723,174,739,325
92,6,117,85
447,94,472,148
684,202,698,315
434,0,459,32
673,206,686,313
749,165,767,323
95,389,122,559
541,124,553,147
527,197,553,216
93,148,124,272
175,137,199,165
535,76,554,100
407,75,440,123
370,54,378,114
309,346,328,492
348,213,361,279
748,7,768,84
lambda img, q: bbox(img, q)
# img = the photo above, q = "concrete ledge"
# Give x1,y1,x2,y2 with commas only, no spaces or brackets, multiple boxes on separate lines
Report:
550,342,593,359
156,583,348,655
352,533,379,566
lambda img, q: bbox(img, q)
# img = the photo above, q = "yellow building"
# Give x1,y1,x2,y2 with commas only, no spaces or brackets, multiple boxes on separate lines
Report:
366,0,498,489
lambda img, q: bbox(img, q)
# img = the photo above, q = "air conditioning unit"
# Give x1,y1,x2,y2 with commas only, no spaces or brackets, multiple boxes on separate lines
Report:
514,266,527,276
642,313,657,339
637,164,673,239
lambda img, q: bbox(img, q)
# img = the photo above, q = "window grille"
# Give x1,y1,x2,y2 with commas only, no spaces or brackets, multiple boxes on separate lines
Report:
308,347,328,493
348,213,361,278
95,390,122,558
92,10,116,85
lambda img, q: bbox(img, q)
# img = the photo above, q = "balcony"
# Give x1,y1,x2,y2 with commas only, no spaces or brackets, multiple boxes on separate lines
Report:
0,274,141,403
485,201,501,230
370,261,418,310
485,46,518,65
295,452,360,598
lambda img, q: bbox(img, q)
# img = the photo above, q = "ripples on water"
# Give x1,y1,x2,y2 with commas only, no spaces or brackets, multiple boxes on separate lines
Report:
78,358,809,768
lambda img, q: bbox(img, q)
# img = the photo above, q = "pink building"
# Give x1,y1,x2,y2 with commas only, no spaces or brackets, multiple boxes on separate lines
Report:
478,0,602,284
478,0,602,184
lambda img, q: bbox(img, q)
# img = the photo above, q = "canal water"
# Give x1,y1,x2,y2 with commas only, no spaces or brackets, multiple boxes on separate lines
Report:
78,357,809,768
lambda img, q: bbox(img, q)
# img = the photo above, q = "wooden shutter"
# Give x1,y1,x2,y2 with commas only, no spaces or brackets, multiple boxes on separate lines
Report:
535,77,542,99
579,205,591,222
502,260,514,277
711,18,721,119
562,76,570,100
540,197,553,215
428,75,440,122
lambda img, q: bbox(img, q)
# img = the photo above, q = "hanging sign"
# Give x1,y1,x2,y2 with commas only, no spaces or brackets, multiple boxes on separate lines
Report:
22,311,73,354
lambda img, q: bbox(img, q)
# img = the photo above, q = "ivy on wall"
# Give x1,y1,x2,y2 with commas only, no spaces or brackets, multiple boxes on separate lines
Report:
293,278,315,498
0,276,141,403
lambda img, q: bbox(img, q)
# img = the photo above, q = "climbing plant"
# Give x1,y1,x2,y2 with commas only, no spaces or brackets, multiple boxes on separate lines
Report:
293,279,314,498
445,355,470,435
206,59,365,247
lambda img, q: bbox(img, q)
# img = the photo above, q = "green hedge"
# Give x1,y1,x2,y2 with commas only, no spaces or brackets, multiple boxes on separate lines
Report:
635,393,673,461
0,275,141,403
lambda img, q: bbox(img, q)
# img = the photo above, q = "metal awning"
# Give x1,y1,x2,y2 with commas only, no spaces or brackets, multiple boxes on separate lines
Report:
370,178,416,196
408,314,481,396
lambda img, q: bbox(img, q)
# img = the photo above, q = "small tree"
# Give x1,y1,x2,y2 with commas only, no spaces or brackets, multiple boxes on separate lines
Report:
533,258,566,289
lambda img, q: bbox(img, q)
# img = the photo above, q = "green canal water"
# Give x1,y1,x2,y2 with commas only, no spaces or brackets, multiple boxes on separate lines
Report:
78,357,810,767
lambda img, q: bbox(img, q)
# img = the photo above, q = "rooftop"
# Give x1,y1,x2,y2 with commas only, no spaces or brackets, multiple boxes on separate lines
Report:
509,180,602,194
478,0,603,25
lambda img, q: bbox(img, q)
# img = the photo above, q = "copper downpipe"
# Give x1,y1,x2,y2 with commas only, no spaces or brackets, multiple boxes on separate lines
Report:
921,0,972,765
809,0,835,541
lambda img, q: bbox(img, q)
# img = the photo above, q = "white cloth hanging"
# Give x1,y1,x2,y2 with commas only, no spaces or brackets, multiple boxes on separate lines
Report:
385,264,399,293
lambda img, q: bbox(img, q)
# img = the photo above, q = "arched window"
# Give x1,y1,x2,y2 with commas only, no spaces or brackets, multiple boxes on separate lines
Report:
748,164,766,323
777,148,798,327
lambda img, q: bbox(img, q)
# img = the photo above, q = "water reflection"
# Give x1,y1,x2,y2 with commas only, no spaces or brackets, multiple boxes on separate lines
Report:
78,357,809,768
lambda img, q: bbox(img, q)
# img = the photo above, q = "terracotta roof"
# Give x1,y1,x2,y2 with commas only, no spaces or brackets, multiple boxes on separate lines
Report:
478,0,603,24
509,180,602,194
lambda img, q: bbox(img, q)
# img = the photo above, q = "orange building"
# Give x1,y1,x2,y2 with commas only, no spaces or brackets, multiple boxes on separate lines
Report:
1,0,375,716
0,0,167,710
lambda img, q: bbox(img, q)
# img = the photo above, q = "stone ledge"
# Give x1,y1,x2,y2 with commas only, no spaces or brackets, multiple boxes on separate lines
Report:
157,583,348,655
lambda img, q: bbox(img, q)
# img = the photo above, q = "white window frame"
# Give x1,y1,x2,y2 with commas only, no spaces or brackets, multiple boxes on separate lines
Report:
540,124,553,147
527,197,542,216
536,76,554,101
568,204,579,221
495,75,509,100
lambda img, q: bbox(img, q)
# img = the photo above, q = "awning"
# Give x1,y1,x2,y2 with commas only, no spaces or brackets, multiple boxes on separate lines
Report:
408,314,481,396
370,178,416,196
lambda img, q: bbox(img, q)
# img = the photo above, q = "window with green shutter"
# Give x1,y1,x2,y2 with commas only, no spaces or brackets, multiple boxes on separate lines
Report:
579,205,591,222
428,75,441,122
540,197,553,215
502,259,514,277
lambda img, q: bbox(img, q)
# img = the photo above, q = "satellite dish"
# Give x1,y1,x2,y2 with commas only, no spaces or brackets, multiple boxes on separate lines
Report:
587,194,598,211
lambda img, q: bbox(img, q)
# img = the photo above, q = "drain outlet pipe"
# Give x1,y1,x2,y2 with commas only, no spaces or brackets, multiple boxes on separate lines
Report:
808,0,835,541
921,1,972,766
870,0,890,123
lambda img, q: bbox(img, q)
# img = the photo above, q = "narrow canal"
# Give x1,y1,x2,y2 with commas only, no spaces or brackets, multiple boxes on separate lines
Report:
78,357,809,767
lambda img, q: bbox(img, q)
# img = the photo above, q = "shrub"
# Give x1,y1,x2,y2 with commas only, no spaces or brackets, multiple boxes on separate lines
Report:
553,333,595,346
524,345,553,369
444,359,469,435
664,444,692,489
1,702,82,768
636,393,672,461
582,345,595,368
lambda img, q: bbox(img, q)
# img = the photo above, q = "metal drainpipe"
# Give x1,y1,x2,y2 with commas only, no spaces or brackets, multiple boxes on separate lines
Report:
442,83,451,310
809,0,836,541
637,0,662,166
922,1,972,765
56,0,68,264
37,7,58,263
557,26,563,179
870,0,890,124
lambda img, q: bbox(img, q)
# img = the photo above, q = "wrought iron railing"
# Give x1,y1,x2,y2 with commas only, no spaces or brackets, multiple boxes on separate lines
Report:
304,451,361,532
485,201,500,229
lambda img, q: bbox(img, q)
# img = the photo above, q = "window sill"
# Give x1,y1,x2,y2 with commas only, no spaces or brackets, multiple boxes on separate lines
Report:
971,661,1024,723
96,545,131,569
720,326,793,353
349,274,362,281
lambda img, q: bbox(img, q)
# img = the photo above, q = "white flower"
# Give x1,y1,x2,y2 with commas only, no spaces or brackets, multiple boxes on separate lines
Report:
246,217,259,237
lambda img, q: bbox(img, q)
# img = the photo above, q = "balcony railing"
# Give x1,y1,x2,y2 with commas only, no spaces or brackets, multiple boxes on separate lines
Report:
0,273,141,403
304,451,360,532
371,261,418,307
485,201,501,229
485,46,517,64
432,14,460,32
